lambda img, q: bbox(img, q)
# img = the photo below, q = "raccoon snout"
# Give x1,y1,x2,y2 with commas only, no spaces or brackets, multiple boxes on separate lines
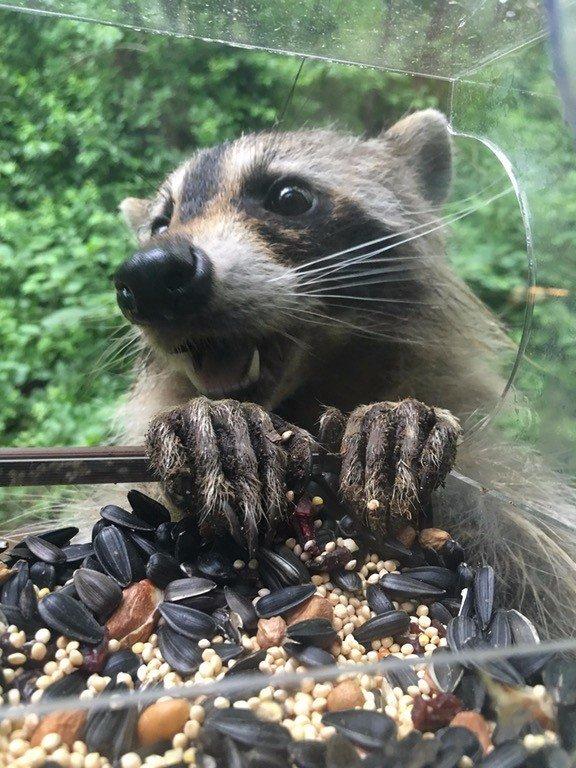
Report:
114,239,212,324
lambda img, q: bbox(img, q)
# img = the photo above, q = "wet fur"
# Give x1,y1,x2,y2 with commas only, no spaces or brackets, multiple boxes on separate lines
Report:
54,111,576,636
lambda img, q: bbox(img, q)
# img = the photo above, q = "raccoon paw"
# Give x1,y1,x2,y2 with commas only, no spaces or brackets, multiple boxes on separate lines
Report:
145,396,317,554
339,398,461,534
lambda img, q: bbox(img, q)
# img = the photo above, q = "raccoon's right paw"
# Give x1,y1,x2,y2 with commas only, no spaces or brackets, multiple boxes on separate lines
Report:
145,396,317,553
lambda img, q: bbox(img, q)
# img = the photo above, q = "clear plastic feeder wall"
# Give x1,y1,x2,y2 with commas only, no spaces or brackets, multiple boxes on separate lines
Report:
0,0,575,766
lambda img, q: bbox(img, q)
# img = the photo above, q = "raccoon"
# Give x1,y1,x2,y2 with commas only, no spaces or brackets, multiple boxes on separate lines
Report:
115,109,576,636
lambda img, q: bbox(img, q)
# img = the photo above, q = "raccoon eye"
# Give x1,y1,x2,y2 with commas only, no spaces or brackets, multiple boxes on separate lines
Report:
264,181,314,216
151,216,171,236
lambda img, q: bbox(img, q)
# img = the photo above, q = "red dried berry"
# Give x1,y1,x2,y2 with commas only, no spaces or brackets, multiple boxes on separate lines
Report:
412,692,462,732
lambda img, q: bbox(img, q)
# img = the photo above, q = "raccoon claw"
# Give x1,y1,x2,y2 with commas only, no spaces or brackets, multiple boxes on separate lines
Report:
145,396,317,553
339,398,460,535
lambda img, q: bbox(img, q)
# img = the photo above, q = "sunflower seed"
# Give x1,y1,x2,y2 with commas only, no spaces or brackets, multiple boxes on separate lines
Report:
455,671,486,711
146,552,182,588
284,641,335,668
353,610,410,644
255,584,316,618
446,615,478,651
102,650,140,679
2,560,30,606
224,587,258,630
164,577,217,603
286,619,338,648
458,587,474,618
159,601,218,640
38,592,105,644
206,708,292,751
441,539,466,570
157,624,203,675
332,570,363,593
322,710,396,750
19,579,41,626
382,663,419,691
61,543,94,563
196,549,238,584
91,518,108,541
428,649,464,694
156,521,177,551
258,546,311,589
0,602,26,629
379,538,415,565
24,535,66,564
93,525,144,587
288,740,327,768
128,532,162,559
325,734,364,768
85,694,138,760
557,704,576,752
213,643,245,663
127,489,171,525
378,572,445,600
488,609,512,648
436,726,481,768
225,650,266,676
29,561,56,590
39,526,79,547
74,568,123,617
456,563,475,589
474,565,495,630
429,602,453,624
43,670,87,701
100,504,155,532
366,584,395,615
467,638,525,686
245,746,289,768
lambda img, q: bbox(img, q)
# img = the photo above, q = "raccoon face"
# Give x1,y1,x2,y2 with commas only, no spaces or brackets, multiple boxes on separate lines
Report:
115,109,451,410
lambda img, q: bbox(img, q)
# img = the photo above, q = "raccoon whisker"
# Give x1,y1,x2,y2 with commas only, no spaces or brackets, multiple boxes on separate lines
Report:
294,291,433,305
297,259,425,290
284,187,513,284
397,176,506,216
295,188,512,287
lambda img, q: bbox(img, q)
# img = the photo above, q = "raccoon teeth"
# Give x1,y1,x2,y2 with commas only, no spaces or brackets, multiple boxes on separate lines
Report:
245,348,260,385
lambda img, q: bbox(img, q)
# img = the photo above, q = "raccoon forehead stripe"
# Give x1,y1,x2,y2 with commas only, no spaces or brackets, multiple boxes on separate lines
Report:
178,142,230,222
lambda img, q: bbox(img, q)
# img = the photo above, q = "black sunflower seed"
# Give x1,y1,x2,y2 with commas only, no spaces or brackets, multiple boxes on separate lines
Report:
326,734,364,768
0,602,26,629
258,546,311,589
455,670,486,711
446,615,479,651
429,602,453,624
164,577,217,603
39,526,79,547
441,539,466,570
207,708,292,751
366,584,395,615
244,746,287,768
19,579,41,626
402,566,458,592
286,619,337,648
474,565,495,630
213,643,245,663
61,543,94,563
379,538,418,566
159,601,218,640
85,694,138,760
179,591,226,612
225,650,266,676
196,549,238,584
29,561,56,590
43,670,87,700
127,532,161,559
146,552,182,588
100,504,155,532
428,649,464,694
422,547,445,567
24,535,67,564
73,568,123,617
156,521,176,551
2,560,30,606
284,641,334,668
38,592,105,644
488,609,512,648
322,709,396,751
157,624,202,675
459,585,475,618
224,587,258,630
456,563,475,589
382,663,419,691
436,726,481,768
255,584,316,618
557,704,576,752
91,518,108,541
102,650,140,679
332,570,363,593
288,739,327,768
542,657,576,705
353,610,410,644
93,525,144,587
378,572,445,600
127,489,171,526
467,638,525,686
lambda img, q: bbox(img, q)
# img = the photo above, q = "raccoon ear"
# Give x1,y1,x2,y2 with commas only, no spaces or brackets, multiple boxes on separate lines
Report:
119,197,150,235
384,109,452,205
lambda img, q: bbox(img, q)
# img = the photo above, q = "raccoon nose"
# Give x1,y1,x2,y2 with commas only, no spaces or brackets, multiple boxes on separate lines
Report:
114,242,212,323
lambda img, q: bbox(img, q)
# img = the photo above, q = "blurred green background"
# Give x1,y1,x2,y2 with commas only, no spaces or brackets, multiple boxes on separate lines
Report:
0,10,574,488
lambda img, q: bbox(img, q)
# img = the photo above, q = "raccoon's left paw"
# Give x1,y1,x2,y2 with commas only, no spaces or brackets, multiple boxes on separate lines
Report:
145,396,317,553
339,398,461,534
